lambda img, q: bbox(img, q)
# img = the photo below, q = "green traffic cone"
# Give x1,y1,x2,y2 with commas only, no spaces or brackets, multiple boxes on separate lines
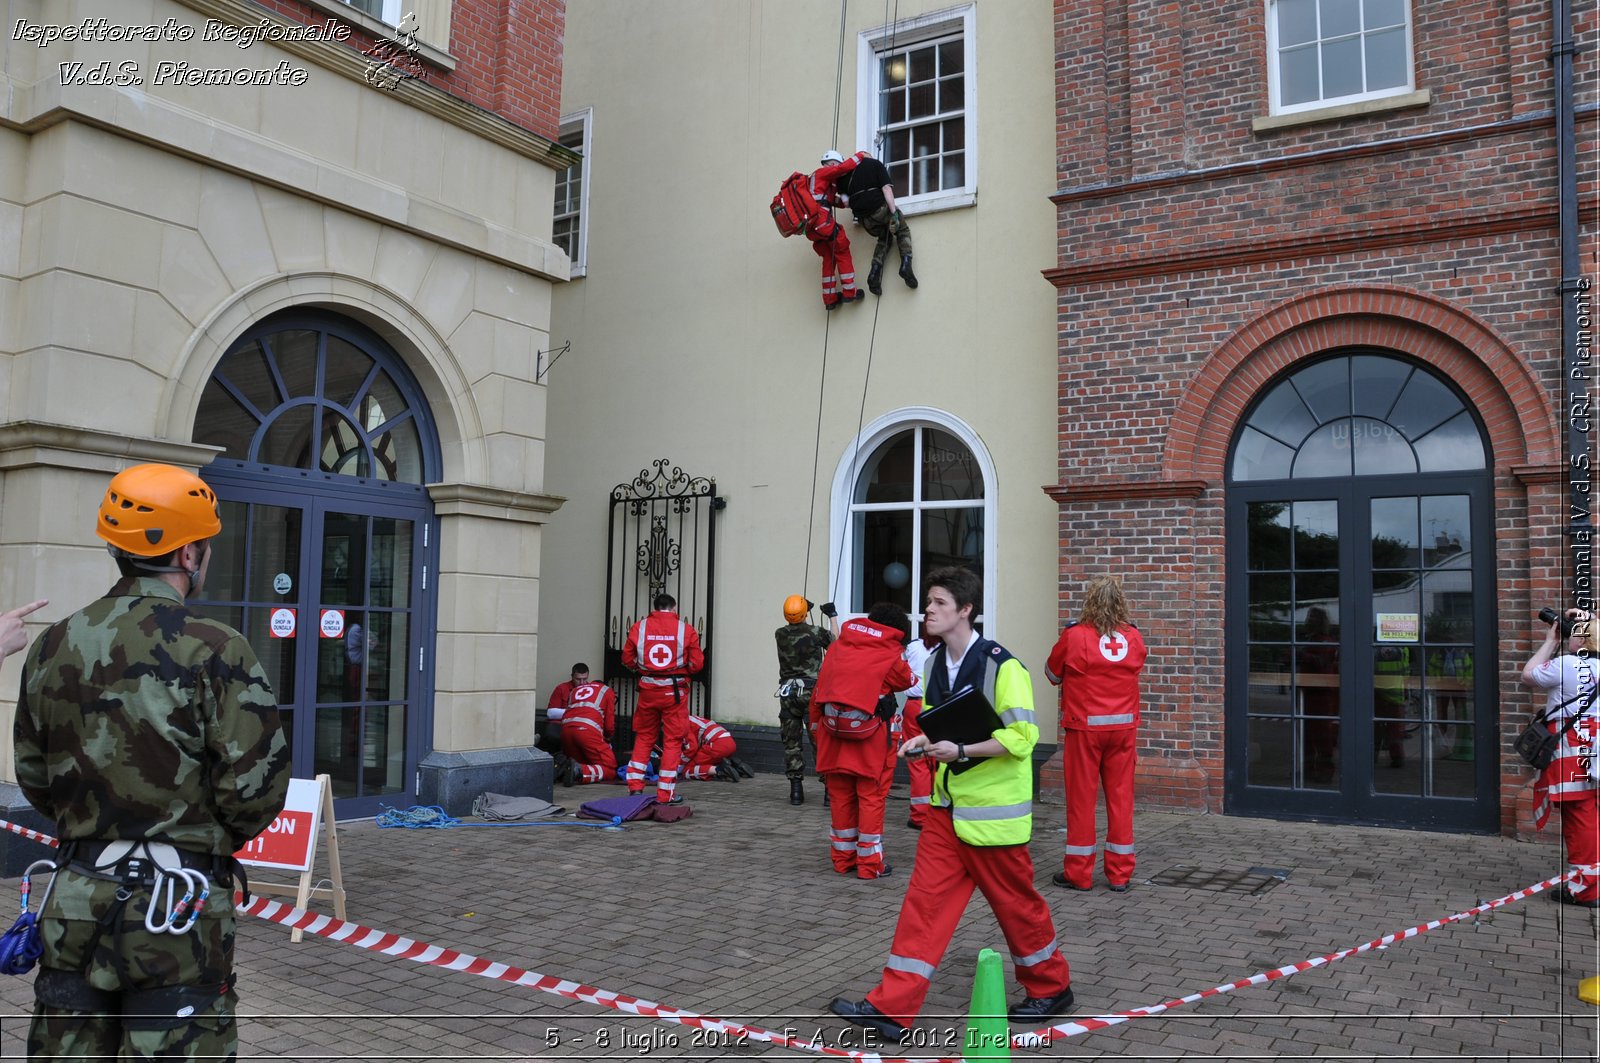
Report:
963,947,1011,1061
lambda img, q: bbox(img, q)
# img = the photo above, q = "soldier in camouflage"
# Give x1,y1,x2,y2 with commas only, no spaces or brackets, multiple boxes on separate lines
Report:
14,463,291,1062
774,595,840,805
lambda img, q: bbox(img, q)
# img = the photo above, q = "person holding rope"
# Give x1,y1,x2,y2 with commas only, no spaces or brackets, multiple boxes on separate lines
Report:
831,567,1073,1038
810,150,868,311
1520,606,1600,906
13,463,290,1060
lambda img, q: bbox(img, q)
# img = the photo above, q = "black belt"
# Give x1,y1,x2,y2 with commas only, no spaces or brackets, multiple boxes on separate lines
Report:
65,839,236,889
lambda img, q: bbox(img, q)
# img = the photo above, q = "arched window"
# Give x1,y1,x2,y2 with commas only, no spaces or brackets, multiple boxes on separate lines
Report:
1230,353,1486,481
832,409,995,628
195,314,432,484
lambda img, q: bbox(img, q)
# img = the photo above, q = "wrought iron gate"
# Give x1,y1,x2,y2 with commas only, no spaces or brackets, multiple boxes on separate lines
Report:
604,459,723,754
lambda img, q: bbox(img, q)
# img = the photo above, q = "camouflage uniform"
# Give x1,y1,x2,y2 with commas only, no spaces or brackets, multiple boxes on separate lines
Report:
774,623,834,779
15,576,290,1062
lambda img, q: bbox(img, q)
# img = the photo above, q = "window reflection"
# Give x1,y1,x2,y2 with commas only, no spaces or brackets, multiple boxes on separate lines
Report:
1231,354,1487,482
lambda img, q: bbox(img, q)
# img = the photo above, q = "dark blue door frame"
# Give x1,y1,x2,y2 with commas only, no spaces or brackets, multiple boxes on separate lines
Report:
197,467,437,819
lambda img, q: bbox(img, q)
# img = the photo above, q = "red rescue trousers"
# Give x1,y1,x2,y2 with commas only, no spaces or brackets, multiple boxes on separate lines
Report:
629,691,689,803
681,731,737,779
901,698,933,826
1062,727,1137,889
810,224,858,307
865,808,1070,1027
824,738,895,879
560,716,617,783
1561,791,1600,900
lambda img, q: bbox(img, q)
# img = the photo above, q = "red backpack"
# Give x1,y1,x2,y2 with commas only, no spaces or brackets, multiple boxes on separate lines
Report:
771,171,819,238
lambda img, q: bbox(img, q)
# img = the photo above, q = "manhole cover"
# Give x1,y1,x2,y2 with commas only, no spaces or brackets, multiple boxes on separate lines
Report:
1149,865,1290,895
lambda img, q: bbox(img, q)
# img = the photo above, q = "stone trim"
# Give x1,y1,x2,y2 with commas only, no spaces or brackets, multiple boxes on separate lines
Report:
1042,479,1210,504
167,0,574,170
1251,89,1432,133
0,76,569,281
428,481,566,524
1510,463,1566,487
0,422,222,473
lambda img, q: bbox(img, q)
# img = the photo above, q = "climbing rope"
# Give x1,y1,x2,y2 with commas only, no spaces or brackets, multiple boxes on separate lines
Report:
375,806,623,830
801,0,903,614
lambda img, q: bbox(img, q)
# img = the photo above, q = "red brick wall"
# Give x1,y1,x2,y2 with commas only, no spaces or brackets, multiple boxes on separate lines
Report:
1049,0,1598,835
246,0,565,140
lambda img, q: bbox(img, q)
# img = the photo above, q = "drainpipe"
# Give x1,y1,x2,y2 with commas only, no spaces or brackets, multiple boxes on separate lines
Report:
1554,0,1594,615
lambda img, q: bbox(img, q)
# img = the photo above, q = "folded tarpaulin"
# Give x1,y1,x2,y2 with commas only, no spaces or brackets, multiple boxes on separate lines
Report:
472,792,566,820
577,793,693,823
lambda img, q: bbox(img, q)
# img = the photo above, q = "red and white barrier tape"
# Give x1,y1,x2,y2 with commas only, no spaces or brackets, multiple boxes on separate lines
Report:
237,892,951,1063
0,817,948,1063
0,816,1573,1056
1012,869,1579,1047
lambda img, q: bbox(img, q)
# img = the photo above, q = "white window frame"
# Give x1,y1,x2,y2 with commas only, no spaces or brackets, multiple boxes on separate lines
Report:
855,4,977,216
1266,0,1416,116
555,109,593,278
342,0,403,25
829,407,998,635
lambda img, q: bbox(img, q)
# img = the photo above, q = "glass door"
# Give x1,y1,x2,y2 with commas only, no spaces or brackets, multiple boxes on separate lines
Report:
200,488,429,818
312,508,416,805
1226,477,1495,831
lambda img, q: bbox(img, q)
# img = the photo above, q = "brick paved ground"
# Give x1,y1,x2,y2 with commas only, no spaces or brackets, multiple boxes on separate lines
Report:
0,775,1595,1061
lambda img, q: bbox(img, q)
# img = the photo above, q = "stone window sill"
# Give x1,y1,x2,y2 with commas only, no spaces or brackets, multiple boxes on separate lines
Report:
1253,89,1431,133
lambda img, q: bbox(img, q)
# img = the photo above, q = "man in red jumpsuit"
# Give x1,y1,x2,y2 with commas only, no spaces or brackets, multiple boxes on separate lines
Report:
677,714,739,781
808,150,868,311
556,679,618,784
1046,576,1148,892
622,593,705,804
812,604,914,879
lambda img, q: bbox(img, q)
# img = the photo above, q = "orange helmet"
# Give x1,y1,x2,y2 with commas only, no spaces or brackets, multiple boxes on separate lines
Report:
783,595,810,624
96,464,221,557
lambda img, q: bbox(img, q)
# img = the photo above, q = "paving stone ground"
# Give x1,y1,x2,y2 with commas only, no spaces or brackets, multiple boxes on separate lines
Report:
0,775,1595,1061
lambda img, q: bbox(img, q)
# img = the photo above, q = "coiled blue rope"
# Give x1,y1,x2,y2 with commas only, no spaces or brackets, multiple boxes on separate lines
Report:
375,805,623,830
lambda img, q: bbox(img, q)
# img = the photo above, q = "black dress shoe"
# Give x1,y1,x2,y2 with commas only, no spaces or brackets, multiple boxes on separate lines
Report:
1107,882,1130,893
789,779,805,806
1007,985,1074,1025
829,998,907,1040
1051,872,1090,891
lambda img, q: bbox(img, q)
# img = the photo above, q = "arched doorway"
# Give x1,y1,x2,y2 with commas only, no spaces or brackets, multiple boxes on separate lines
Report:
191,310,441,817
1224,350,1498,831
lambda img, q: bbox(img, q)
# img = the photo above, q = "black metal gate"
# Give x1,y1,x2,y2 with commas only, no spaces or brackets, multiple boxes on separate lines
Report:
604,459,723,754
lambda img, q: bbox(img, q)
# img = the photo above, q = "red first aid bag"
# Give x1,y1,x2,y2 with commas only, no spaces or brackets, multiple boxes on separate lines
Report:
771,171,817,238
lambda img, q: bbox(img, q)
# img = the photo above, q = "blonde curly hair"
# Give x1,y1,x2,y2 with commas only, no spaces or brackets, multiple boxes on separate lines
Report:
1080,576,1130,638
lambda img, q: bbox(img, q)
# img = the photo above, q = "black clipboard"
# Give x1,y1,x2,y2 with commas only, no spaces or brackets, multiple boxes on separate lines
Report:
917,685,1006,774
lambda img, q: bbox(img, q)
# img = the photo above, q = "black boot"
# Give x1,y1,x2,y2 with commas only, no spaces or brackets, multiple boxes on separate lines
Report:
899,255,918,289
789,778,805,806
867,262,883,295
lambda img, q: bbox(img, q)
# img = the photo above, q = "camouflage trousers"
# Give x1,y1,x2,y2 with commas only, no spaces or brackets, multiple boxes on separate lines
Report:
28,868,238,1061
859,206,913,272
778,691,819,780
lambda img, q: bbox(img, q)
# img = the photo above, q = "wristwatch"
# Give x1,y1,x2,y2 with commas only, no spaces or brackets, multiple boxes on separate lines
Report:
956,743,969,763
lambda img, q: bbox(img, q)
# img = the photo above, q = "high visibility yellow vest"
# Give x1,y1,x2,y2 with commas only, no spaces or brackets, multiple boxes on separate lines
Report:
923,637,1039,846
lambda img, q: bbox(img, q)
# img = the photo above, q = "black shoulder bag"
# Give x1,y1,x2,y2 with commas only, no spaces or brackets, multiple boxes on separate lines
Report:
1516,685,1598,770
